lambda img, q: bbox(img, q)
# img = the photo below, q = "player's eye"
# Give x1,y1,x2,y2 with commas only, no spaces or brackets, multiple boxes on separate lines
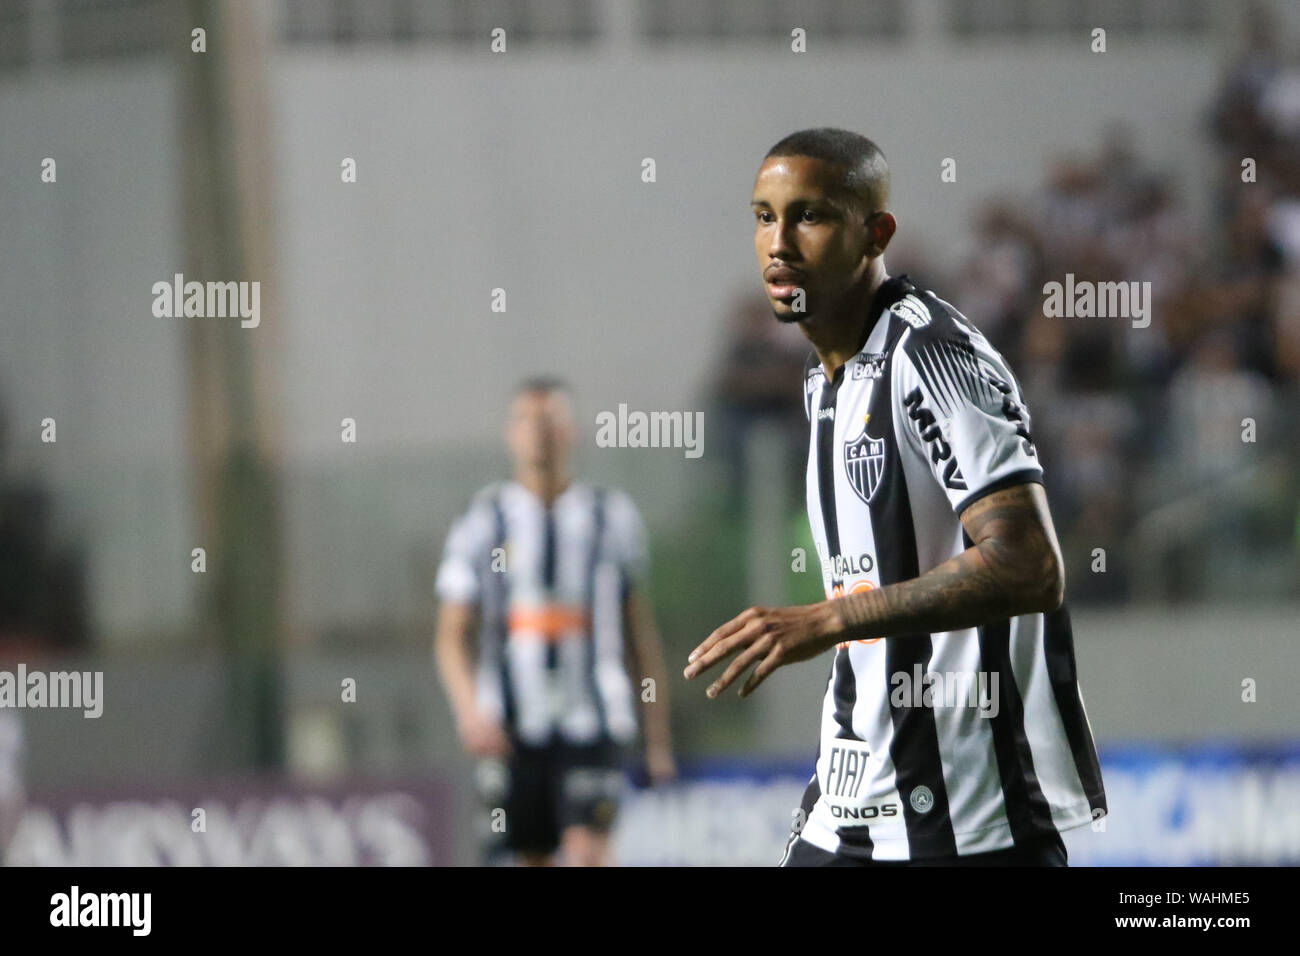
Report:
802,209,821,223
755,211,773,223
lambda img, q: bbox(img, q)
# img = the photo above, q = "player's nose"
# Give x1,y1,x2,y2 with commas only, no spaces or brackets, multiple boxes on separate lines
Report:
765,220,798,259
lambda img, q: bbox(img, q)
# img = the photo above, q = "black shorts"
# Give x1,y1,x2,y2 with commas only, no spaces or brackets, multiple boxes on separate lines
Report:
477,738,626,857
781,830,1068,867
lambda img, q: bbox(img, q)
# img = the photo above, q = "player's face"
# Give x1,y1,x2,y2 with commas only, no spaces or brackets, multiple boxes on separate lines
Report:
752,156,873,323
506,390,576,472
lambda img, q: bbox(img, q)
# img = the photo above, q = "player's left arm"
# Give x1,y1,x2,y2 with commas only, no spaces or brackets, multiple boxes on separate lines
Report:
610,491,677,782
684,481,1062,698
622,586,677,784
834,480,1063,636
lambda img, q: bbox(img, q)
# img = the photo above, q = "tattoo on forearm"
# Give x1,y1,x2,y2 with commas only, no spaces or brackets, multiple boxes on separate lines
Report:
835,484,1062,642
837,549,1009,639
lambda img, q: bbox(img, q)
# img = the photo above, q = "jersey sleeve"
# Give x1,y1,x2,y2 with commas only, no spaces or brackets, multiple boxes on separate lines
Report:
604,490,651,589
434,500,495,604
893,330,1042,514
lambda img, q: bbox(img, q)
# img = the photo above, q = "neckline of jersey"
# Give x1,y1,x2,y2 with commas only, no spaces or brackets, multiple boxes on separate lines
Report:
506,478,582,511
827,273,914,386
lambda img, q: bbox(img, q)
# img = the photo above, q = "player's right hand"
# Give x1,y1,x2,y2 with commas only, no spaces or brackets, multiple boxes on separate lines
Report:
646,744,677,786
457,710,512,758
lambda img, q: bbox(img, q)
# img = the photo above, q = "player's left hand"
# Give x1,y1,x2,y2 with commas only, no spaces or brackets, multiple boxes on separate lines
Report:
684,603,840,699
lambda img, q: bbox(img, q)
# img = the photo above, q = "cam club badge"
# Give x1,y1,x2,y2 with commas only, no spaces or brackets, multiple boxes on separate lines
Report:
845,431,886,504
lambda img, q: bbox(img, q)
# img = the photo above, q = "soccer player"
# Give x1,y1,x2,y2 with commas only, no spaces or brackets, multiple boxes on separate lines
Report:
684,129,1106,866
435,377,675,866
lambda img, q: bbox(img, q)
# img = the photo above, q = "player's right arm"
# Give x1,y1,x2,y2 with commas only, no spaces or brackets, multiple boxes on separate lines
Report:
433,500,511,759
434,599,510,758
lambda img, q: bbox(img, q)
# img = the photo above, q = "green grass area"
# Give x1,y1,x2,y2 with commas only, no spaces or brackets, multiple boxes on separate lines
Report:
647,487,822,755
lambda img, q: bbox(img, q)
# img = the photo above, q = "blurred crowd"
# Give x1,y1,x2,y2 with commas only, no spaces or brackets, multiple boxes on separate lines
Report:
713,18,1300,603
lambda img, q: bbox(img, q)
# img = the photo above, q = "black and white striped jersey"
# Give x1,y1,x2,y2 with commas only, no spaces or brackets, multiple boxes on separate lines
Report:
786,274,1106,862
435,480,647,748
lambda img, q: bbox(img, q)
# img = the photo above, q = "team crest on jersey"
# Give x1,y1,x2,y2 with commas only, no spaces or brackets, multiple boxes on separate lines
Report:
844,431,886,504
890,295,931,329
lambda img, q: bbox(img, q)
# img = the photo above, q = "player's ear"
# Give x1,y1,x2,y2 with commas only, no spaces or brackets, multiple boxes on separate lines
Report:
864,211,896,258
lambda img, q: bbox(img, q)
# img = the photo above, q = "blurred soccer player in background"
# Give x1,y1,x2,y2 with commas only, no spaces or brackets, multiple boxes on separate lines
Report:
435,378,675,866
686,128,1106,866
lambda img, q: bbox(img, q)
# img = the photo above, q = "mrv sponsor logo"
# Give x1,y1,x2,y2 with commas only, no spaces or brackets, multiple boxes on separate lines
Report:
904,387,967,490
50,886,150,936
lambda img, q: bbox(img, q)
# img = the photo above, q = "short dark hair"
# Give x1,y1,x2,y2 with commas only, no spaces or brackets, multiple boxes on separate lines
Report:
765,127,890,219
513,375,571,399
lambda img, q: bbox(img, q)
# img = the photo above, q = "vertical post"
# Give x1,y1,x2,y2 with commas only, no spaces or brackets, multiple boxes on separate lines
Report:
177,0,286,771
